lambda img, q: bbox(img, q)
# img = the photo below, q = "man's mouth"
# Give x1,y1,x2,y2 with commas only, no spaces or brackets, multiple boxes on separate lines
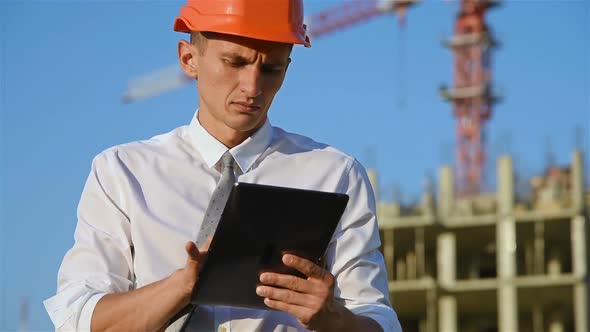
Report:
233,102,261,112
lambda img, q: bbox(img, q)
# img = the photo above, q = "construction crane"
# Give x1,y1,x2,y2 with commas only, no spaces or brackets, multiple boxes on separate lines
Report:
121,0,419,104
440,0,501,196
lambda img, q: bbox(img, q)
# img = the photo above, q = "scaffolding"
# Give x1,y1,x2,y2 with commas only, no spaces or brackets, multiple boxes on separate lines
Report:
372,150,589,332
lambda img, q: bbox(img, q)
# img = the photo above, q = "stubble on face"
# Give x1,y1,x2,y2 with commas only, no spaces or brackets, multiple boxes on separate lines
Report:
193,33,292,147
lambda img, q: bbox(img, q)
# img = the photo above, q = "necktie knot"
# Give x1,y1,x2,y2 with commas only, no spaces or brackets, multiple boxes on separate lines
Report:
221,151,235,172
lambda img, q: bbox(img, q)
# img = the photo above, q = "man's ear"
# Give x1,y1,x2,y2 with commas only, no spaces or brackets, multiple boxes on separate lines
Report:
178,40,199,79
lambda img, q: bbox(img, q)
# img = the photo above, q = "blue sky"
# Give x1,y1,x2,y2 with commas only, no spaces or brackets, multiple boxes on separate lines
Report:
1,0,589,329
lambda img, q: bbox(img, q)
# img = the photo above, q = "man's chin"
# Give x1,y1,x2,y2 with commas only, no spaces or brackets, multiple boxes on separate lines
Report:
227,115,266,133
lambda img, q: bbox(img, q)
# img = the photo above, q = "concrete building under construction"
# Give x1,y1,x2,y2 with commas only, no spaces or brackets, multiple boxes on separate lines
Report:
371,150,589,332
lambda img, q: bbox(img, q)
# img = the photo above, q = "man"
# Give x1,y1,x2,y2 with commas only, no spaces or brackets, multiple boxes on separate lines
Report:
44,1,401,331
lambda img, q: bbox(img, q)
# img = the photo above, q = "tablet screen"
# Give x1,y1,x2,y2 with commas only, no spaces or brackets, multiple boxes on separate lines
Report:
191,182,349,309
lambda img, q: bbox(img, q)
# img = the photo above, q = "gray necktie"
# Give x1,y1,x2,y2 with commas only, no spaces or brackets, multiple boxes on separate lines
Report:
196,151,237,248
166,151,236,332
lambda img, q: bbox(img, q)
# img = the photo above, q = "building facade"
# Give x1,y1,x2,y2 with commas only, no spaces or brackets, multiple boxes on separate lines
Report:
373,151,589,332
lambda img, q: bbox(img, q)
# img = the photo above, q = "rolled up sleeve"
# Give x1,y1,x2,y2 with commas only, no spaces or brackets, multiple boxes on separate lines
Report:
326,159,402,332
44,151,135,331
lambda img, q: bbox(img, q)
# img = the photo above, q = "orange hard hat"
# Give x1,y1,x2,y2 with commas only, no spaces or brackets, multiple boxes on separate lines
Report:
174,0,311,47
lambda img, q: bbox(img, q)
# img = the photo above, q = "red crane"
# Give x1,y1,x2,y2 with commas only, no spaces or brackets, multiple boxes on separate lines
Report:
122,0,418,103
440,0,500,196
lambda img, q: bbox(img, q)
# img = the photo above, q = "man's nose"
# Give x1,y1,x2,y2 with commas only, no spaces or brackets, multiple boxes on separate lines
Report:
240,66,263,98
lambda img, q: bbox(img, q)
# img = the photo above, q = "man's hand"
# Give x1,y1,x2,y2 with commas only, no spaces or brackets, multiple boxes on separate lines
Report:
91,241,210,332
256,254,383,332
256,254,340,330
175,241,210,303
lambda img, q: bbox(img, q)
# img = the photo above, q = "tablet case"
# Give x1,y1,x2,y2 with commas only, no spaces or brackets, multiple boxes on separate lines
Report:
191,182,349,310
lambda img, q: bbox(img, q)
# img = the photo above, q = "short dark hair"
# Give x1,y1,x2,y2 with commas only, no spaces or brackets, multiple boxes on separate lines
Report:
190,31,294,55
190,31,209,55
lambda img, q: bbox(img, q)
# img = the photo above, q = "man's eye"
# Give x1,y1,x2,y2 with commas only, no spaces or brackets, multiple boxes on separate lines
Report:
225,60,245,67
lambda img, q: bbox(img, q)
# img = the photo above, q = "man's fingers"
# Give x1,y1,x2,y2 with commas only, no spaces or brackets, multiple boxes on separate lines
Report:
185,241,200,261
282,254,328,280
261,298,315,327
256,285,318,308
260,255,336,330
259,272,316,294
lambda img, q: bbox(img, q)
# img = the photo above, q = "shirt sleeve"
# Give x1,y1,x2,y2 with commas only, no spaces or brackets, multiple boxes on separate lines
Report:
326,159,402,332
43,150,135,331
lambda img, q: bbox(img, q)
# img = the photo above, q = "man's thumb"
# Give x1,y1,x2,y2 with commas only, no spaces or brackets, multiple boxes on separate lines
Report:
185,241,200,261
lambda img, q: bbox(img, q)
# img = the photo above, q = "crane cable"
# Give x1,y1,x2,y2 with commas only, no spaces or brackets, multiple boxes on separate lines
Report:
397,16,407,111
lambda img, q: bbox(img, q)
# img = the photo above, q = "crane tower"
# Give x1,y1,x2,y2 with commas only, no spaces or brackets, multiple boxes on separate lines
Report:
440,0,500,196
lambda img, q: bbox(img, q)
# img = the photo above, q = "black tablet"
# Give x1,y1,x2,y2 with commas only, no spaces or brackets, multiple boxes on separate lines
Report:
190,182,349,310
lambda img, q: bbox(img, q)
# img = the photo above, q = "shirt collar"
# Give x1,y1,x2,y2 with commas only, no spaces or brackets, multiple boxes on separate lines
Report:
188,109,273,173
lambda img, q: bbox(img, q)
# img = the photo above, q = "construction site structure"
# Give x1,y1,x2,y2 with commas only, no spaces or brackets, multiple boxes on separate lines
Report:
440,0,501,196
370,150,589,332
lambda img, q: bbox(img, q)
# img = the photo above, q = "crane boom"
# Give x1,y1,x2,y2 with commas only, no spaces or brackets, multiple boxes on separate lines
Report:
122,65,192,104
308,0,382,38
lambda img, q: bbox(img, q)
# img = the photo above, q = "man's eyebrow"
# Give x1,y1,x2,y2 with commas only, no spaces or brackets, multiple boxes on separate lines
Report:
220,52,289,67
220,52,247,61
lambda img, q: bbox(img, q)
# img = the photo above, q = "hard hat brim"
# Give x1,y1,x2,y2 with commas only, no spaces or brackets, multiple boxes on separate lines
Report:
173,13,311,48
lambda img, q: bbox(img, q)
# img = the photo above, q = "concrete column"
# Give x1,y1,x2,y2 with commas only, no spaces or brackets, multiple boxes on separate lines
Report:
547,247,562,276
571,150,583,213
534,221,545,274
418,318,427,332
571,215,587,332
438,295,457,332
426,289,437,332
383,229,395,280
415,227,425,278
548,307,565,332
532,304,544,332
406,251,417,279
525,239,535,275
367,169,379,202
437,232,456,287
421,177,435,216
573,282,589,332
571,215,587,277
496,155,518,332
496,219,516,280
438,166,454,219
396,258,406,280
436,233,456,331
497,155,514,215
497,283,518,332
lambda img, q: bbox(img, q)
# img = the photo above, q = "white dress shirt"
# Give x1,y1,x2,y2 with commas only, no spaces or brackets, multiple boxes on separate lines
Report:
44,111,401,331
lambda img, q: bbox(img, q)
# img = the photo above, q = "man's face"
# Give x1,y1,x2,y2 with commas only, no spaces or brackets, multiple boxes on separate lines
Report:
181,33,292,145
